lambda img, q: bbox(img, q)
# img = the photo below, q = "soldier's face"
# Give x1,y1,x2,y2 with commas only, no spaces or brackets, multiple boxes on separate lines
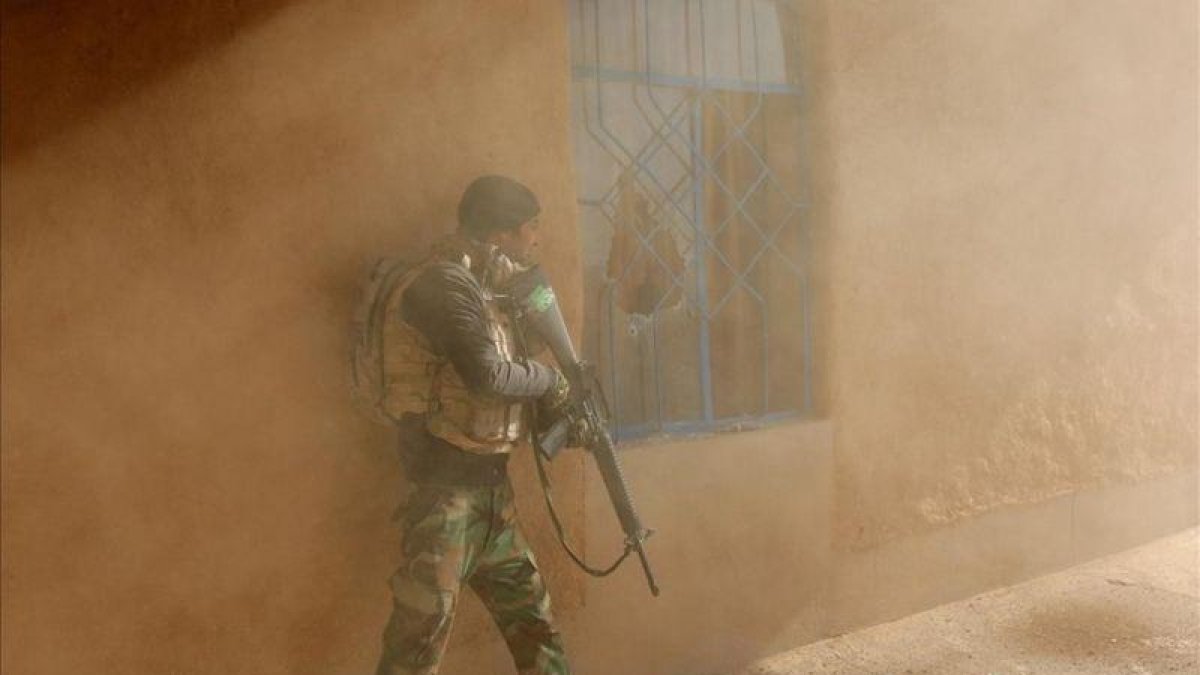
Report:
495,218,540,265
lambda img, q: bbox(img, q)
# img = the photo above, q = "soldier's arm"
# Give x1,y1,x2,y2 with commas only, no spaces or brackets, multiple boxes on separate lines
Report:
401,262,557,399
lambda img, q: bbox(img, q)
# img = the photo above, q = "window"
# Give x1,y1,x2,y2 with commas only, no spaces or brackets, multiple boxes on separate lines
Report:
569,0,812,441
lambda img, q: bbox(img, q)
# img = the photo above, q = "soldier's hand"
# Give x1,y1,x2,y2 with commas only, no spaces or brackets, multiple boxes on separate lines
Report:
537,369,572,427
568,415,595,449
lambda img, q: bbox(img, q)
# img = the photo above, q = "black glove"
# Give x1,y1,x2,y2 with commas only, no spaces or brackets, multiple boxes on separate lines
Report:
536,369,572,428
535,370,594,448
566,414,595,449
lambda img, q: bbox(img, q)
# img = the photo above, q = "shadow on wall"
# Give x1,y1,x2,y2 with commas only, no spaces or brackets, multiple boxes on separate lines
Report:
1,0,295,159
2,0,587,672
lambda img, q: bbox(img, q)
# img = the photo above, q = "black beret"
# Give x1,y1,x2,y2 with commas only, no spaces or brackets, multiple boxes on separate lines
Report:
457,175,541,238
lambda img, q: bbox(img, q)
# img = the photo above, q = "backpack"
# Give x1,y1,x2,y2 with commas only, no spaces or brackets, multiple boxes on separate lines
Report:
349,256,417,424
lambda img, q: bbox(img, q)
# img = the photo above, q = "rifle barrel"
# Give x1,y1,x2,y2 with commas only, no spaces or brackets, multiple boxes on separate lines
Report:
590,421,659,595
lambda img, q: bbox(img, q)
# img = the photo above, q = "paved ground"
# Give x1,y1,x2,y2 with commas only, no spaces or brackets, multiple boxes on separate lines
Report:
735,529,1199,675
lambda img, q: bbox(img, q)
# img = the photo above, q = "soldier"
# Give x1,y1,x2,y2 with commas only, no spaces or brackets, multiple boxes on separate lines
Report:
374,175,573,675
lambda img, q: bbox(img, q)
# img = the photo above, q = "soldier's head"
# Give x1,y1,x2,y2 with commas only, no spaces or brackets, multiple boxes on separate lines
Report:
457,175,542,265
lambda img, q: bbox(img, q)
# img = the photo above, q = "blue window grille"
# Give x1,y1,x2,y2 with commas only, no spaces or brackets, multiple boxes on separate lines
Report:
568,0,812,442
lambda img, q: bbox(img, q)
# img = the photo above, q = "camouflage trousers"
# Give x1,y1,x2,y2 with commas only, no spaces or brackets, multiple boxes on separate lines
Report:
375,479,571,675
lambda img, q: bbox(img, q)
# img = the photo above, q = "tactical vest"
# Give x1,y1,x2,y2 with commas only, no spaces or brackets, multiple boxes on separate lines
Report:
379,238,525,455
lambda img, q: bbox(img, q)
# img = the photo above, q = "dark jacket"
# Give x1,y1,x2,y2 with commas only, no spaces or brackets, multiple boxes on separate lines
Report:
397,260,556,484
400,261,557,400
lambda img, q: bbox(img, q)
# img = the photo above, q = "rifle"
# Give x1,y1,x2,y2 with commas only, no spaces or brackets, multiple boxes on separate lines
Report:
504,266,661,597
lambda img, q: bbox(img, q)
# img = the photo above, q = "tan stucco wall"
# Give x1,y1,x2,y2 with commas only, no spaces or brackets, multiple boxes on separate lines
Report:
1,2,585,674
799,0,1198,552
565,423,832,675
3,1,1197,674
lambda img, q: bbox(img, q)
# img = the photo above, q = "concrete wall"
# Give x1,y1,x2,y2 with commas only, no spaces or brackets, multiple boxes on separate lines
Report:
1,2,586,674
798,0,1197,551
3,1,1197,675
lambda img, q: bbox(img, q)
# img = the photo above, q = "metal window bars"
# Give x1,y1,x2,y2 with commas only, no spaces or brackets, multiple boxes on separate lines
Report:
569,0,812,441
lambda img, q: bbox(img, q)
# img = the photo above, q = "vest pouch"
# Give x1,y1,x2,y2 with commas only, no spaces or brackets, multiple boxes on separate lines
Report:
380,320,440,421
428,367,523,454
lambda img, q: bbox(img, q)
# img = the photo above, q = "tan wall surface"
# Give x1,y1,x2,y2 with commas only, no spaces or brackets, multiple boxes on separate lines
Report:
800,0,1198,552
1,2,585,674
4,1,1198,674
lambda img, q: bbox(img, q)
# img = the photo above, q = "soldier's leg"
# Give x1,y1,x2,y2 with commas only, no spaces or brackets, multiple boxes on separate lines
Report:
469,484,571,675
376,485,485,675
